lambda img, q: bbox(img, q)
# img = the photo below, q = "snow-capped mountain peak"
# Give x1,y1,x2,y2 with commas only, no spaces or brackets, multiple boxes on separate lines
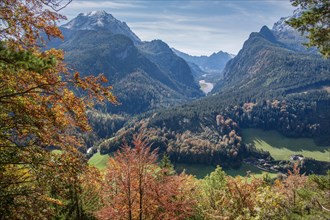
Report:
271,8,317,53
62,11,141,43
272,8,303,34
83,10,108,17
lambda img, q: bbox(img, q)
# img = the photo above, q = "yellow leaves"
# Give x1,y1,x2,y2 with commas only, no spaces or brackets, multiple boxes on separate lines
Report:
100,75,108,83
1,0,65,49
1,1,118,218
44,48,65,60
43,196,64,206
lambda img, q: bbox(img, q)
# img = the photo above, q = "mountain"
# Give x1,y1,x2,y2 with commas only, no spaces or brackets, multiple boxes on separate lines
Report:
137,40,202,97
271,9,318,54
85,12,329,170
46,11,203,114
62,10,141,44
172,48,234,82
125,24,329,166
212,25,328,95
180,23,330,143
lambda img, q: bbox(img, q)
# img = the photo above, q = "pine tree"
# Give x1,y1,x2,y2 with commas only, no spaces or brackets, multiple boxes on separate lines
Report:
159,153,175,175
287,0,330,57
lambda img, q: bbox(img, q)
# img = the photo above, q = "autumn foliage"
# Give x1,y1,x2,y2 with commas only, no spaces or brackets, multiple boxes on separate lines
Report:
96,134,195,220
1,1,329,220
0,0,116,218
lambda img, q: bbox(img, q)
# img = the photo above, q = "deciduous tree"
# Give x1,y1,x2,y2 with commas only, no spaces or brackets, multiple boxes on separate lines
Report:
97,134,195,220
0,0,116,218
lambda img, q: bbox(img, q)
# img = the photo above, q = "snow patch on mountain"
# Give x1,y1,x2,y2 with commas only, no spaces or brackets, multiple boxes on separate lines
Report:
62,10,141,43
271,8,317,54
272,9,303,34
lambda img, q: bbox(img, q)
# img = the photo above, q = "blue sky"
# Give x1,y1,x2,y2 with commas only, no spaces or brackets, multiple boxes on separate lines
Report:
60,0,295,56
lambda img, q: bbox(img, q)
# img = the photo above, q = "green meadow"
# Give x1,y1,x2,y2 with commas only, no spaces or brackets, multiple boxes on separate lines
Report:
224,163,278,179
174,163,277,179
175,163,215,179
87,128,330,178
88,152,110,170
241,128,330,162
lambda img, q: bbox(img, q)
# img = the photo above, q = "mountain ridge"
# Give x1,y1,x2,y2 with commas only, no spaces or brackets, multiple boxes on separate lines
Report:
46,11,203,114
62,10,141,44
172,48,234,82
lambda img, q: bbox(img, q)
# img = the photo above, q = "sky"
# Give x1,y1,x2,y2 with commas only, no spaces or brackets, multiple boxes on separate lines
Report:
59,0,295,56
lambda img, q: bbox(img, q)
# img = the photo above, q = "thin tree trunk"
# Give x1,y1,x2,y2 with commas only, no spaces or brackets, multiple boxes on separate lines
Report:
139,170,143,220
127,165,132,220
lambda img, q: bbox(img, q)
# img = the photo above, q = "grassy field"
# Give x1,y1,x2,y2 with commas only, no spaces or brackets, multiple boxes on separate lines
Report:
225,163,278,179
175,163,277,179
88,152,109,170
175,163,215,179
241,128,330,162
52,150,110,170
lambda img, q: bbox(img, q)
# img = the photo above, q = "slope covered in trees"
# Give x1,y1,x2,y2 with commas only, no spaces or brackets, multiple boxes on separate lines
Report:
212,26,330,96
45,12,203,114
93,13,329,174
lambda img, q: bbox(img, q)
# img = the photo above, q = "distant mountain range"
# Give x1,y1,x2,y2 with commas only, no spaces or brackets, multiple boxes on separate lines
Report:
78,10,329,169
172,48,234,82
46,11,203,114
116,10,330,149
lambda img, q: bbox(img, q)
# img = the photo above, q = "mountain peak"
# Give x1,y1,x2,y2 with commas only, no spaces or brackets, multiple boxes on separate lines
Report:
272,8,303,34
81,10,109,17
259,25,277,43
271,9,317,53
62,11,141,43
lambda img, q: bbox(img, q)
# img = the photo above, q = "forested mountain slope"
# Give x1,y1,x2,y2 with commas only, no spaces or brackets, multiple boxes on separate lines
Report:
96,22,330,170
46,11,203,114
212,25,329,96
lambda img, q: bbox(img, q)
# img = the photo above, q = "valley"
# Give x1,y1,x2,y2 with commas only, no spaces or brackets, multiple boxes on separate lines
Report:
87,128,330,178
242,128,330,162
199,80,214,94
71,10,330,178
2,1,330,219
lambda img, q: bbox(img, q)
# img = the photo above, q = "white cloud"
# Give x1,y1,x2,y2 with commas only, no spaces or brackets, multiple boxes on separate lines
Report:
64,1,144,9
58,0,295,55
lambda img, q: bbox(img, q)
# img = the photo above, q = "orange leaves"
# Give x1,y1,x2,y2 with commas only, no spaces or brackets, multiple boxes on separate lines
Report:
100,75,108,83
75,73,118,105
1,0,65,49
225,177,264,215
274,163,308,207
0,1,117,218
97,134,195,220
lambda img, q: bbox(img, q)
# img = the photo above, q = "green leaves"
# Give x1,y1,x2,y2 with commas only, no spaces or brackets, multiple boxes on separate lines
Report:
287,0,330,58
0,43,56,73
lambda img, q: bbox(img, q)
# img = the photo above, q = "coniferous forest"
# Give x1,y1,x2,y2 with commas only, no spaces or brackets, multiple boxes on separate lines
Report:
0,0,329,219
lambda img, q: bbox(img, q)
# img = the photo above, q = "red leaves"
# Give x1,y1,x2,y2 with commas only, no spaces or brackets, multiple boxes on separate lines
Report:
97,134,195,220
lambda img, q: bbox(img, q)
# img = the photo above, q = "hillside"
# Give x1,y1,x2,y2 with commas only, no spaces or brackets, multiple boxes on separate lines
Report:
212,25,330,97
46,11,203,114
3,1,330,220
95,22,330,170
